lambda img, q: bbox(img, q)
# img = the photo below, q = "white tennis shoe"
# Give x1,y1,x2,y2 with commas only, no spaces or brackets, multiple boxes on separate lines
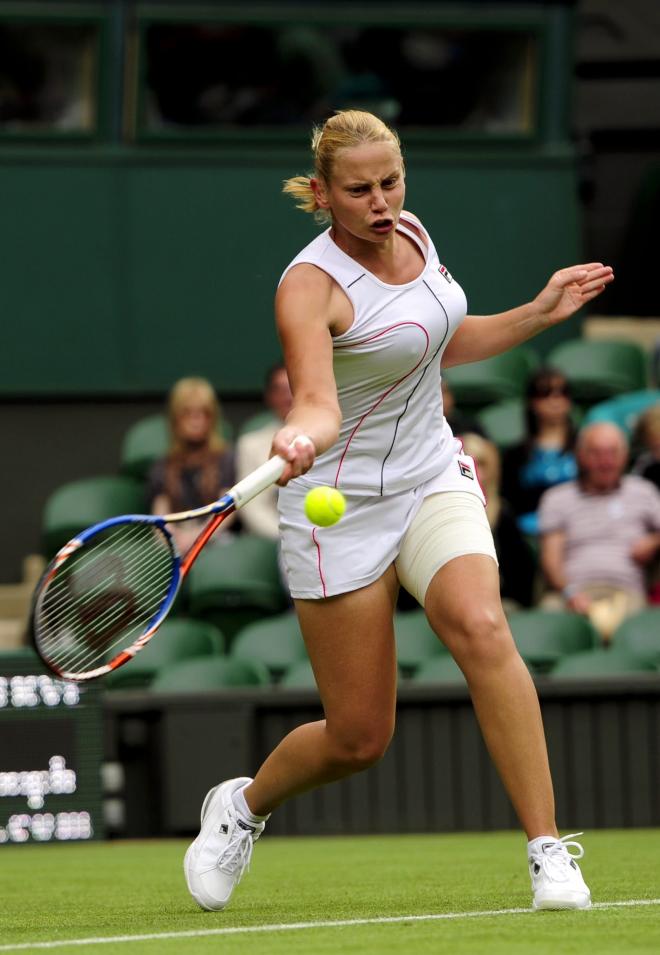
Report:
529,832,592,910
184,776,266,911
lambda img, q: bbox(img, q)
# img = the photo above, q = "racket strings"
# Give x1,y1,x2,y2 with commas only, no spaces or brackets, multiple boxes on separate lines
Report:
41,529,167,634
40,535,173,674
42,528,170,634
36,523,176,675
45,549,173,675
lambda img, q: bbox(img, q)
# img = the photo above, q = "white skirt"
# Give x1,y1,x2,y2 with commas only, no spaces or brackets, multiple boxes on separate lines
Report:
278,451,497,602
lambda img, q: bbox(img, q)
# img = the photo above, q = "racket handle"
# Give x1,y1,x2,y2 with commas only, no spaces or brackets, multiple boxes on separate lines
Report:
229,455,286,509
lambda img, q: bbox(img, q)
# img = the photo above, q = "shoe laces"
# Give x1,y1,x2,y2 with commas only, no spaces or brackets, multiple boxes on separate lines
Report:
217,813,259,882
534,833,585,883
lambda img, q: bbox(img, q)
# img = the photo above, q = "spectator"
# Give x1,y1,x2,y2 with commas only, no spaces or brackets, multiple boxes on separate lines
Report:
539,422,660,642
631,403,660,490
148,377,235,554
462,432,535,611
235,364,292,539
501,367,577,535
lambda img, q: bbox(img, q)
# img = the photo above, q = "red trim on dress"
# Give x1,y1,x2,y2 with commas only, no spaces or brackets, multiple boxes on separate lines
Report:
312,528,327,598
333,322,430,487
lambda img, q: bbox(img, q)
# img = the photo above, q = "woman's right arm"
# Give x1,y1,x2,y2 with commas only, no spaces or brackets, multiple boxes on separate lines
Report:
272,264,343,484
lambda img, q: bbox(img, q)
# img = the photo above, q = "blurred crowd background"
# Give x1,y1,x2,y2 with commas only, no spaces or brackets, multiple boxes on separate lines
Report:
1,0,659,688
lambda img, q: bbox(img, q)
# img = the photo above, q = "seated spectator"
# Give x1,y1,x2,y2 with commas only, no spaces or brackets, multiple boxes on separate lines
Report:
631,403,660,490
501,368,577,535
441,377,487,439
148,377,235,554
462,433,536,611
235,364,292,539
539,422,660,642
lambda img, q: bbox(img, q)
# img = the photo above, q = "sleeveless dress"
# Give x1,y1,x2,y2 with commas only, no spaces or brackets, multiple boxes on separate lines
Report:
278,213,487,598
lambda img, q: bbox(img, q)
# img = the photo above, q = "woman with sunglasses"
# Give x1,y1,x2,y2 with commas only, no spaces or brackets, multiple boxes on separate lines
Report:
501,368,578,535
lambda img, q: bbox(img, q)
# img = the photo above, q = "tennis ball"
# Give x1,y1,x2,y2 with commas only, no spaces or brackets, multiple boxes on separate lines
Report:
304,486,346,527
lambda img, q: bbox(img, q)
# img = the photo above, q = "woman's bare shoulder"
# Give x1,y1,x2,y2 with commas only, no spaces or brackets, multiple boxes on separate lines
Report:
278,261,335,294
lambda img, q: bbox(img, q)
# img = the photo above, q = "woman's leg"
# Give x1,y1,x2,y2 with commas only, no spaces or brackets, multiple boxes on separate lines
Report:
244,564,400,816
424,554,558,840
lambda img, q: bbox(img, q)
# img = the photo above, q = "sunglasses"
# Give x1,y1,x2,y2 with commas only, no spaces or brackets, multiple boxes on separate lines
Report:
531,384,570,399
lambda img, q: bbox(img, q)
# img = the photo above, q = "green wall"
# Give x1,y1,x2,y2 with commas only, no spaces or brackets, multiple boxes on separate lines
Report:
0,146,580,396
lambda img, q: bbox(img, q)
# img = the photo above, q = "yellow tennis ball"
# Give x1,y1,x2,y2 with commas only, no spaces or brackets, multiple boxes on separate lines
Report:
304,486,346,527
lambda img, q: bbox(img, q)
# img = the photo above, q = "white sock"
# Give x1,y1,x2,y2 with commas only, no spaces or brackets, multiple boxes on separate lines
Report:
528,835,559,854
233,784,270,824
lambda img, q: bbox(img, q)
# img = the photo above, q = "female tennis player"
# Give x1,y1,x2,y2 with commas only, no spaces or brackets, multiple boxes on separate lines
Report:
184,109,614,913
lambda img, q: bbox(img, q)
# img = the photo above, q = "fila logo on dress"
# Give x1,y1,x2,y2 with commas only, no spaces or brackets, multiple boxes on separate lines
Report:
458,460,474,480
438,264,453,283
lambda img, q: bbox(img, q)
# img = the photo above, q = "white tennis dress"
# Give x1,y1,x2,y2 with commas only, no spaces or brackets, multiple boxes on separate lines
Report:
278,213,492,599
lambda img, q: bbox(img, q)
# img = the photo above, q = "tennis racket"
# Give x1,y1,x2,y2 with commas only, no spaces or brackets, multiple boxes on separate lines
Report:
31,454,288,682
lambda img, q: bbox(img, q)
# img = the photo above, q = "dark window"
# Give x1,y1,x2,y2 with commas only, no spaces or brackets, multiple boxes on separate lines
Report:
142,23,537,134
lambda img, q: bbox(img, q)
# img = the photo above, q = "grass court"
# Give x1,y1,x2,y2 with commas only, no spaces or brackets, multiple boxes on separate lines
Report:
1,829,659,954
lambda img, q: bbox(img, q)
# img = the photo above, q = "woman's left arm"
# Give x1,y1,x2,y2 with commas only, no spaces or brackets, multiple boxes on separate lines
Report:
442,263,614,368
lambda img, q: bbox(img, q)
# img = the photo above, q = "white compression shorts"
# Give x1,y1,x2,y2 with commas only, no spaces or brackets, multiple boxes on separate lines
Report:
279,451,498,604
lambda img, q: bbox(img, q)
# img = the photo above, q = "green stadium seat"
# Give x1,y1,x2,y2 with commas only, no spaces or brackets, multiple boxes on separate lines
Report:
394,610,446,677
442,347,538,408
187,535,288,641
238,411,278,436
231,612,307,682
412,654,466,686
280,659,318,689
105,618,225,691
507,610,598,673
120,414,233,480
611,609,660,668
547,340,648,403
149,655,269,692
42,476,146,557
476,398,525,449
550,648,656,679
477,399,583,450
582,390,660,437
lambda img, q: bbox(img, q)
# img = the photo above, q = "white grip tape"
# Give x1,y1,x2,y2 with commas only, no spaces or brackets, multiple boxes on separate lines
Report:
230,455,286,509
229,436,315,510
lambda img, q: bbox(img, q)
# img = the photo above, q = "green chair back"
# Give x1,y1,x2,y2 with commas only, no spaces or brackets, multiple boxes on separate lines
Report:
550,648,655,679
120,414,233,480
394,610,446,677
476,399,525,449
477,399,582,450
105,618,225,690
547,340,648,403
442,347,538,409
150,655,269,692
231,612,307,682
508,610,598,672
42,476,146,557
583,390,660,437
187,535,288,640
280,659,318,689
412,655,466,686
611,609,660,668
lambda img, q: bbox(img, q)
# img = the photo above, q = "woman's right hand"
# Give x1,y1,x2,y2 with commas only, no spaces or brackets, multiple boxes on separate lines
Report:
271,427,316,485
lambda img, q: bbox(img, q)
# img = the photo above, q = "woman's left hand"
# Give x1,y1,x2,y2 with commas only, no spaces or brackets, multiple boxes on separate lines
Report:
534,263,614,326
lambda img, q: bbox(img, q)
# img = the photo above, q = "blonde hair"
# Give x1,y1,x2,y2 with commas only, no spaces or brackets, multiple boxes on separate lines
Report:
283,109,403,224
167,377,225,455
460,432,502,528
633,403,660,448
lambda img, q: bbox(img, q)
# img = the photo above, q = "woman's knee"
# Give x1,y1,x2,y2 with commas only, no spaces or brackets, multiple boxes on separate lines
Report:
326,719,394,771
435,603,514,666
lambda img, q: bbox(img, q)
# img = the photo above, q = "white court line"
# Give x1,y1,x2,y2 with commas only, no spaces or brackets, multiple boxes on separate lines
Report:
1,899,658,952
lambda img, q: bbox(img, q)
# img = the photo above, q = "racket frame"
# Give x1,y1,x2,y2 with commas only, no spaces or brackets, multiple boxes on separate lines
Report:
32,454,286,682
